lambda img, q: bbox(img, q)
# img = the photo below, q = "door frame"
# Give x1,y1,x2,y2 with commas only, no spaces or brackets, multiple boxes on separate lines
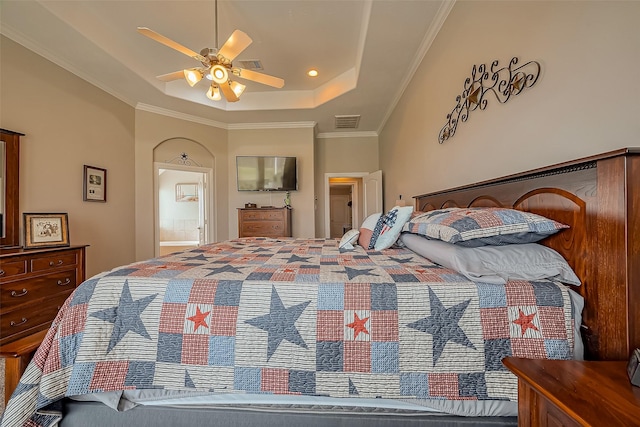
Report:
324,172,370,238
154,162,214,257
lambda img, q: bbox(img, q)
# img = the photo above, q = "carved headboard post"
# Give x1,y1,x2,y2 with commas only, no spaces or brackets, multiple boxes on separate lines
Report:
413,148,639,360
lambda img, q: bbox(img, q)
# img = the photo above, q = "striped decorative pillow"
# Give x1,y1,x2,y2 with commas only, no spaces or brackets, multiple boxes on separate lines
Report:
402,208,568,247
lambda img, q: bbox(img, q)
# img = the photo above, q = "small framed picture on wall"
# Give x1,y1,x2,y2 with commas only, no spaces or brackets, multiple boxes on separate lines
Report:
83,165,107,202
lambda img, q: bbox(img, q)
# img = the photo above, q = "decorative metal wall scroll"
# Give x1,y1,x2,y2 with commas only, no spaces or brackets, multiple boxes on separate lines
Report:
165,152,202,167
438,57,541,144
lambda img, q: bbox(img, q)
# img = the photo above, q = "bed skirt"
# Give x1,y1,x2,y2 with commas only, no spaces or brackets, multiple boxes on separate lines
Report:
60,400,518,427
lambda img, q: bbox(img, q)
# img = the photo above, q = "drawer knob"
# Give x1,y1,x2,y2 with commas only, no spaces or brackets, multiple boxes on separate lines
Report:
57,278,71,286
10,318,28,327
0,269,5,276
10,288,28,297
49,260,64,267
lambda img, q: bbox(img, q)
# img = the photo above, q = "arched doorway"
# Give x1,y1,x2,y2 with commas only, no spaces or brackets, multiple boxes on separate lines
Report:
153,139,215,256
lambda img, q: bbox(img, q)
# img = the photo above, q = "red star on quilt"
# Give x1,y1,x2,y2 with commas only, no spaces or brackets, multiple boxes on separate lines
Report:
347,313,370,339
513,308,539,336
187,306,211,331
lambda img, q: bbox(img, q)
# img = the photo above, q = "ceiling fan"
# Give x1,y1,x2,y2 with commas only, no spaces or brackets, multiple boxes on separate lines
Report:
137,0,284,102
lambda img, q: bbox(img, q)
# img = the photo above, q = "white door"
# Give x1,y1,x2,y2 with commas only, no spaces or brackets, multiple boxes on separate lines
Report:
329,194,352,238
363,170,383,218
197,180,207,245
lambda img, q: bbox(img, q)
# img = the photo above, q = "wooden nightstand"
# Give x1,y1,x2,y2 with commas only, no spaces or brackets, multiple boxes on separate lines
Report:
503,357,640,426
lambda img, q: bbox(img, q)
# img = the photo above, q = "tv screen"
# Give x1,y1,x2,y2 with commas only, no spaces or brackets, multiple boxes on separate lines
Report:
236,156,297,191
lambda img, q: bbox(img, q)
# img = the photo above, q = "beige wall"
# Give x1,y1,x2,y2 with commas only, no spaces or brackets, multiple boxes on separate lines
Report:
228,127,315,238
0,36,136,278
380,1,640,209
314,135,379,237
135,109,229,260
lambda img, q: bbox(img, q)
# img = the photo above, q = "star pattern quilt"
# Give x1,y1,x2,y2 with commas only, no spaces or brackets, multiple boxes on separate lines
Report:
1,238,576,427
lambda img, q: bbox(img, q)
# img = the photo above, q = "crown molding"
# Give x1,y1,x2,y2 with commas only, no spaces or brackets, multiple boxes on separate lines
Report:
136,103,316,131
377,0,456,135
227,121,317,130
136,103,229,129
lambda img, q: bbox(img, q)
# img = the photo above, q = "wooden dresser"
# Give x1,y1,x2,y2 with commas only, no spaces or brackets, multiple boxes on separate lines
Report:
503,357,640,426
0,245,87,345
238,207,292,238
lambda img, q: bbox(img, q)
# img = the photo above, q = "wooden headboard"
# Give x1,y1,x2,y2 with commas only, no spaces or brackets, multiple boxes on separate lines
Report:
413,148,639,361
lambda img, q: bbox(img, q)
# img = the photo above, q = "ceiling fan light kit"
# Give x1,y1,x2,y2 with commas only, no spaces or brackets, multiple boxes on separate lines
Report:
230,81,246,97
210,64,228,84
137,0,284,103
184,68,204,87
206,84,222,101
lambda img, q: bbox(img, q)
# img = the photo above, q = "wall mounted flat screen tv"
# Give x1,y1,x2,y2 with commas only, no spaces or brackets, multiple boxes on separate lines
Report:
236,156,297,191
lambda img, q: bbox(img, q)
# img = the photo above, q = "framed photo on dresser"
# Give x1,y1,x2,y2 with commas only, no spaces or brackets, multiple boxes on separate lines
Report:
23,213,70,249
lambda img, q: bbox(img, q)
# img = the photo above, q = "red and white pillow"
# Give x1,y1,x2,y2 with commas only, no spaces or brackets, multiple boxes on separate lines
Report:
357,213,382,249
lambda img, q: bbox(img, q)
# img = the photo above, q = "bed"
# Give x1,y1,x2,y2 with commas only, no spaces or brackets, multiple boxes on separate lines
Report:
2,148,638,427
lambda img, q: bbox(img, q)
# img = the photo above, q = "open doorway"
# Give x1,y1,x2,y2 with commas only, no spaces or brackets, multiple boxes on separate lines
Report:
324,171,382,238
329,184,354,238
155,163,213,256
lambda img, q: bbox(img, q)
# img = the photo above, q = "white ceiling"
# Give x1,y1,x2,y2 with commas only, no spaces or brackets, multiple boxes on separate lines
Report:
1,0,453,135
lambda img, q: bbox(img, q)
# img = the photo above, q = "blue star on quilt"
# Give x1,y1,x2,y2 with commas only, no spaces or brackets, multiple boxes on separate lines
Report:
388,256,413,264
343,266,379,280
204,264,246,276
245,286,310,361
180,254,210,262
287,254,311,263
185,370,195,388
407,287,475,366
349,378,359,395
89,281,158,353
252,247,272,253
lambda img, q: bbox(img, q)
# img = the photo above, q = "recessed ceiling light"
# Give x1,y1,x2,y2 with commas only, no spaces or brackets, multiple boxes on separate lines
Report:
307,69,318,77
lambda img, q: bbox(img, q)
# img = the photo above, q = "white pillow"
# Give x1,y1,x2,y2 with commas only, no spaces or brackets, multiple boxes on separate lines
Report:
339,229,360,250
373,206,415,250
400,233,581,285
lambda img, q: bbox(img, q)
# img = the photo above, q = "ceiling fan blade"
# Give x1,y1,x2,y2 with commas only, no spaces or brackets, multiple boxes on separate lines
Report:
218,30,252,62
235,68,284,88
156,70,186,82
219,81,239,102
137,27,208,63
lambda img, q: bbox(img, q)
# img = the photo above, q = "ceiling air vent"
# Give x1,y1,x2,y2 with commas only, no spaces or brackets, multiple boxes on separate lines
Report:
335,115,360,129
238,60,263,71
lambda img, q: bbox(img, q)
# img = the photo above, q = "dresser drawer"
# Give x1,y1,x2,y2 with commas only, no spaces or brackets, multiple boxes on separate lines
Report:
1,269,78,313
0,259,28,281
30,251,78,272
241,221,286,236
241,209,284,221
0,291,72,340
